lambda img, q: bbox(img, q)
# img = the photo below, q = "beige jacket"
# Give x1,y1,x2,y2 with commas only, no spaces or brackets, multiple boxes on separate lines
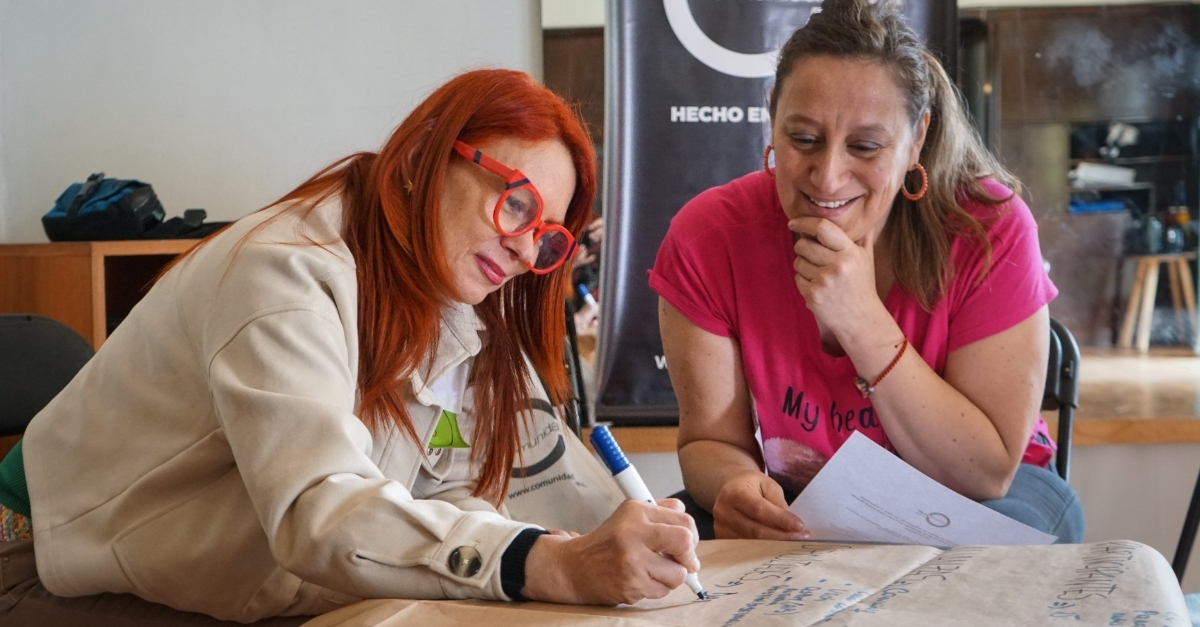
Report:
24,200,537,622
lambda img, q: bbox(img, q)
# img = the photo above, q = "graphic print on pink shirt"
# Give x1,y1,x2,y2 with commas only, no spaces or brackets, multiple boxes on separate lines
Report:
763,437,827,495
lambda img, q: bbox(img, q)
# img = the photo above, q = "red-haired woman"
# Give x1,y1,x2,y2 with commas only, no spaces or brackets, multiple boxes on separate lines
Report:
0,69,699,626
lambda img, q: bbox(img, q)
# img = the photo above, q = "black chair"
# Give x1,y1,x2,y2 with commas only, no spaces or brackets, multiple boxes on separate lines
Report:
1043,318,1080,482
1174,465,1200,583
562,299,589,438
0,314,94,437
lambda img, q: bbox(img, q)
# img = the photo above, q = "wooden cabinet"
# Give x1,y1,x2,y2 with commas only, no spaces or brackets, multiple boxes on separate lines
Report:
0,240,199,349
543,27,605,149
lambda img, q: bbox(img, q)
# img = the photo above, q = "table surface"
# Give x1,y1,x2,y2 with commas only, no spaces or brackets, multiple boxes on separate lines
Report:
301,539,1188,627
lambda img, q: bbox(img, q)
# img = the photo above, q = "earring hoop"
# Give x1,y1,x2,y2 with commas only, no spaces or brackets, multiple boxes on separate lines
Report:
901,164,928,201
763,145,775,179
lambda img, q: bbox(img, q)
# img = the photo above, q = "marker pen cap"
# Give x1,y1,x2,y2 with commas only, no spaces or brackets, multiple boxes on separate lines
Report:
589,425,630,475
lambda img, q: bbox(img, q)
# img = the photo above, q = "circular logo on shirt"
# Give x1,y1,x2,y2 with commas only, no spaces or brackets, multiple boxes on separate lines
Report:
511,398,567,479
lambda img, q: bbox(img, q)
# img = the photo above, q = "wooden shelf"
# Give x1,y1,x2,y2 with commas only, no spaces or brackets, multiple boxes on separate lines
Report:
0,240,199,349
1069,183,1155,193
581,426,678,454
583,417,1200,454
1070,155,1190,166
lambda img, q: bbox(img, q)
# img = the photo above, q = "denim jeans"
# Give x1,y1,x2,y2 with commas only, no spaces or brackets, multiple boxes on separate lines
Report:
979,462,1085,544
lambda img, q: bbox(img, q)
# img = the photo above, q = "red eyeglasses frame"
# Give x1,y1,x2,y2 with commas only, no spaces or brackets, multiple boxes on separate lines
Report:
452,140,577,274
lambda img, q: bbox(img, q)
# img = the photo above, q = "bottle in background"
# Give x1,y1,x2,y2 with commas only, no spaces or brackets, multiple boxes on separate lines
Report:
1144,215,1163,254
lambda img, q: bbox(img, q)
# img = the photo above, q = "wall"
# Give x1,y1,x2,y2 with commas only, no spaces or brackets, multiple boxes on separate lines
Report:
0,0,539,243
1071,444,1200,594
542,0,606,29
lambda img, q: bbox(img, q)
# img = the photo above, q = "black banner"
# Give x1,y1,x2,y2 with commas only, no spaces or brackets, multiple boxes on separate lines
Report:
595,0,957,425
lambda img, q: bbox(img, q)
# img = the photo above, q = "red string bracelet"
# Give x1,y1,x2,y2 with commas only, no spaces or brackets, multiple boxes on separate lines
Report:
854,337,908,398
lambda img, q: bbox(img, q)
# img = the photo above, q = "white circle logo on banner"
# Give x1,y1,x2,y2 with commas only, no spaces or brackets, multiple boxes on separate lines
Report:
662,0,780,78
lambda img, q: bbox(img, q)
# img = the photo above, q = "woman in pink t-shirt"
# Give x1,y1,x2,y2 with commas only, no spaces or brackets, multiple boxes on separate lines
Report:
651,0,1083,543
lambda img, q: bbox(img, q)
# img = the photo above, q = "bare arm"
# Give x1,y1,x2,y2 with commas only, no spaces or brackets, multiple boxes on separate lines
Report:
790,216,1048,500
843,306,1048,500
659,298,808,539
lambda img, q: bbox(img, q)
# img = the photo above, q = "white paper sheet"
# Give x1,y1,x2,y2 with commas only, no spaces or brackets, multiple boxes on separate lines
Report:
787,432,1056,547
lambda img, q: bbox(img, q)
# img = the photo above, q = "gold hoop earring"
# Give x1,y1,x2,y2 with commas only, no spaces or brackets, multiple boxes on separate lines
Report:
901,164,927,201
763,145,775,179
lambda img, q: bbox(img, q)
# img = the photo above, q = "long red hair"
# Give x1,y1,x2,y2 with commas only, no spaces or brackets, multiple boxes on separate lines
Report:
172,69,596,503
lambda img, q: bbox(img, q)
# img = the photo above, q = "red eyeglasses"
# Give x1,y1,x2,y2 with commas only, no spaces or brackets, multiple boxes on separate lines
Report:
452,140,576,274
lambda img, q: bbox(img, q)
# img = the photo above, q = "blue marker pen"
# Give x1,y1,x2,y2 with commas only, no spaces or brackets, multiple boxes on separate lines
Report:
589,425,709,600
576,283,598,308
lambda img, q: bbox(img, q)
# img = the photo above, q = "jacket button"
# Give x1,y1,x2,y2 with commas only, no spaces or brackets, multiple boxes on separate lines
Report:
448,546,482,578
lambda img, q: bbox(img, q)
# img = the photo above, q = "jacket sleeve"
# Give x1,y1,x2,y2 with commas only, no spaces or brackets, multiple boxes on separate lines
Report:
207,308,534,601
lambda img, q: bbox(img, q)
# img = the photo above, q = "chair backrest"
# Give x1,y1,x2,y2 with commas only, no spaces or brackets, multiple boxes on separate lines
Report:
562,300,587,438
0,314,94,437
1041,318,1080,482
1173,465,1200,582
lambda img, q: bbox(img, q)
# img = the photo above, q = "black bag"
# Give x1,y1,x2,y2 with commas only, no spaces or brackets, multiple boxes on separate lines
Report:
43,173,230,241
43,173,166,241
143,208,230,240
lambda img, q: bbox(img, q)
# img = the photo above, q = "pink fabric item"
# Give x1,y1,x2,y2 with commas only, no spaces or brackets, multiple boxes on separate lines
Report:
649,171,1057,494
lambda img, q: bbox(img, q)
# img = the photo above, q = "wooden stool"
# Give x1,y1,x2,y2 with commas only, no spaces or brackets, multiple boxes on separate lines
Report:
1118,252,1198,351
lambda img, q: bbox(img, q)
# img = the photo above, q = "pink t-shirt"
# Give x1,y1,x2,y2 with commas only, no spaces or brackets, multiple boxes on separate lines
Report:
649,171,1058,494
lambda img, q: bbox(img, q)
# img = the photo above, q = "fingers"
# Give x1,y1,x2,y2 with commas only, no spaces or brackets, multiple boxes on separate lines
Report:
601,552,678,605
575,249,597,265
654,498,700,546
655,497,686,512
739,493,808,537
758,475,793,511
793,236,837,268
573,303,599,333
642,556,688,599
606,501,701,583
789,217,849,251
712,476,809,540
789,218,846,285
716,501,808,540
788,216,879,314
638,518,700,574
792,256,818,287
622,501,700,567
529,500,702,606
